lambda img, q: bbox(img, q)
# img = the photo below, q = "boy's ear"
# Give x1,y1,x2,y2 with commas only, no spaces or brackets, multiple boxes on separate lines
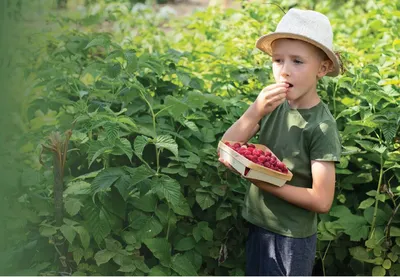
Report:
317,60,333,78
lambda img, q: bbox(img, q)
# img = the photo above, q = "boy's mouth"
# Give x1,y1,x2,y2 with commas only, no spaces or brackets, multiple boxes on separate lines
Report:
283,82,294,88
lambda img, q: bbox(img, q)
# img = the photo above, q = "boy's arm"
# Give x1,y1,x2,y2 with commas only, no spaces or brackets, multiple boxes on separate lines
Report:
221,105,261,143
221,83,289,143
248,160,336,214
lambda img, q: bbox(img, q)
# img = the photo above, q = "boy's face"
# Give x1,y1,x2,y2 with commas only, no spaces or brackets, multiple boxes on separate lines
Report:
271,39,331,106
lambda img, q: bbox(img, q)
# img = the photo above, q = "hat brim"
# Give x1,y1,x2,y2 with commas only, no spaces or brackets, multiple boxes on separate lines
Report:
256,32,340,77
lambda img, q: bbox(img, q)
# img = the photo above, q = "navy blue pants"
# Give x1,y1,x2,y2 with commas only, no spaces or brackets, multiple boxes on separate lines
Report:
245,224,317,276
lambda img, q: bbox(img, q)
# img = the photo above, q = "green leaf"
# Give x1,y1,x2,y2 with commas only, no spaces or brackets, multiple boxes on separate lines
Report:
88,142,112,167
132,193,158,212
383,259,392,270
72,226,91,249
154,135,179,158
149,265,171,276
193,222,213,242
82,204,111,246
151,176,181,208
174,237,196,251
134,135,150,157
342,172,373,185
94,249,116,266
372,266,386,276
122,231,137,245
105,238,123,252
358,198,375,209
143,238,172,266
135,216,163,241
337,214,369,241
73,248,84,265
60,224,76,244
39,225,57,237
85,36,110,49
171,254,198,276
196,191,216,210
349,246,370,261
115,138,133,160
391,227,400,237
105,123,119,143
91,167,126,194
125,165,155,186
64,181,91,196
171,194,193,217
65,198,83,216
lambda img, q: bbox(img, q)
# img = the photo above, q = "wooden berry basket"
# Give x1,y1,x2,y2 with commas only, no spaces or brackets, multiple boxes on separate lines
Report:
218,140,293,187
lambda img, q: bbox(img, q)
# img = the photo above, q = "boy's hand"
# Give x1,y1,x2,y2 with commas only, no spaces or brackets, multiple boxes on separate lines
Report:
218,158,241,175
250,83,289,118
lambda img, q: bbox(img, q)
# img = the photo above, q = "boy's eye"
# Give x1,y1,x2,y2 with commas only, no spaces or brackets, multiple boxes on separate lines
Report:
294,59,303,64
273,59,282,63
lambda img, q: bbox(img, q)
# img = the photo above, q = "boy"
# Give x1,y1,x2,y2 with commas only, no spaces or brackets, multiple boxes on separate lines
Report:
219,8,342,276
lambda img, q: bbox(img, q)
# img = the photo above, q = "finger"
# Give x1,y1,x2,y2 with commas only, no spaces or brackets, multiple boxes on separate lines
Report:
267,92,287,104
262,86,288,98
219,158,240,174
263,82,289,91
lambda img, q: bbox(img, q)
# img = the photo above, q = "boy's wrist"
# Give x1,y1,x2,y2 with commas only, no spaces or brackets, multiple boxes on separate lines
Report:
244,104,264,122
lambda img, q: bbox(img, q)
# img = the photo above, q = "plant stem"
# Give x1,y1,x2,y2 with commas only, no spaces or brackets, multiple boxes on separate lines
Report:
369,153,384,239
166,205,171,239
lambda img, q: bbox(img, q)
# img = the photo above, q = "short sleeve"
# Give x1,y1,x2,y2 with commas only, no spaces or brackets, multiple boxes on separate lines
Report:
310,120,341,162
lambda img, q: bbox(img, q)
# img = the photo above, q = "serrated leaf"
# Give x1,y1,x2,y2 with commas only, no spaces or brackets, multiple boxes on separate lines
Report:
196,191,216,210
85,36,110,49
337,213,369,241
64,181,91,196
135,216,163,241
125,165,155,186
73,248,84,265
105,238,123,252
134,135,150,157
171,194,193,217
94,249,116,266
81,203,111,246
171,254,198,276
91,167,126,194
60,224,76,244
154,135,179,158
382,123,397,143
132,193,158,212
88,142,112,167
151,176,181,208
72,226,90,249
105,123,119,144
143,238,171,266
358,198,375,209
115,138,133,160
65,198,83,216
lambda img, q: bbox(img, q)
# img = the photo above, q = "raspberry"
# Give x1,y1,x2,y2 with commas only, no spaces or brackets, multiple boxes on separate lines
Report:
258,156,267,163
265,151,272,157
248,144,256,148
270,156,277,165
233,143,241,149
264,162,271,168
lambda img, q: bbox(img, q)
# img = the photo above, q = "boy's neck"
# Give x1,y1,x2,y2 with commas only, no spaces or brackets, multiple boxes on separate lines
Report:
287,90,321,110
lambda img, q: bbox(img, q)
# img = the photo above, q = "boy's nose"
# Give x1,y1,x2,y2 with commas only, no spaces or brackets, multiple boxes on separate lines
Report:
281,63,290,77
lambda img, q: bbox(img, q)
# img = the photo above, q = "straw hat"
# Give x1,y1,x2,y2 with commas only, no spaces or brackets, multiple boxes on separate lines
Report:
256,8,340,77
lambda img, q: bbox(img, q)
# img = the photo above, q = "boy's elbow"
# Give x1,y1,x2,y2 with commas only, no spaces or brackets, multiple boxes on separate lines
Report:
316,201,332,214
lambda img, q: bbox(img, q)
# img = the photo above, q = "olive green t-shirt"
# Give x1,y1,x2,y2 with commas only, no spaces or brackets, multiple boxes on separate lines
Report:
242,100,341,238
